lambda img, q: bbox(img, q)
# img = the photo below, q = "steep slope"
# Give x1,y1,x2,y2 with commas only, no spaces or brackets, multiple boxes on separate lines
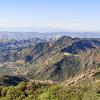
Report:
35,54,80,81
19,52,79,81
23,36,75,62
0,36,100,82
50,36,75,51
79,48,100,70
61,39,100,54
21,48,100,82
0,38,46,63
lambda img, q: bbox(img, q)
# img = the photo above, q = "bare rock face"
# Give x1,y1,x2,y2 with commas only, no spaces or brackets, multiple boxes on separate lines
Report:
79,48,100,70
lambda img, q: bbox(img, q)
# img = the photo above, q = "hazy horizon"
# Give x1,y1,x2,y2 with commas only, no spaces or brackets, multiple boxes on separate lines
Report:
0,27,100,33
0,0,100,32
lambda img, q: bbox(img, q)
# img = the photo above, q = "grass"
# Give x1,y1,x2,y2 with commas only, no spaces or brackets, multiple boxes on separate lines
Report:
0,80,99,100
63,52,73,56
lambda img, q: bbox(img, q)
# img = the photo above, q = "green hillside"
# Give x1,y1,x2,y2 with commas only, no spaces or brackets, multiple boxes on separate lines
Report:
0,80,99,100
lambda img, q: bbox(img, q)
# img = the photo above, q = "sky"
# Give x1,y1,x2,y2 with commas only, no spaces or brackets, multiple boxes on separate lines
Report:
0,0,100,32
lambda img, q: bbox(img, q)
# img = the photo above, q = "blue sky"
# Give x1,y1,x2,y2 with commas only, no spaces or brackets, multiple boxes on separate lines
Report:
0,0,100,32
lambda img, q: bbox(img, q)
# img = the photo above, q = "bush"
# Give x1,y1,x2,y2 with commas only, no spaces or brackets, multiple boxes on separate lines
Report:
16,82,26,90
1,87,8,96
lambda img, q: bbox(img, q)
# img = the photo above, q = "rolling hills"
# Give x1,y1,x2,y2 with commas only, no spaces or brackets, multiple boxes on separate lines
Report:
0,34,99,100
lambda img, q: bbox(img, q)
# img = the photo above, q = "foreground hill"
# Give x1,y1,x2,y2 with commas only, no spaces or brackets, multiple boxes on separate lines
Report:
0,76,99,100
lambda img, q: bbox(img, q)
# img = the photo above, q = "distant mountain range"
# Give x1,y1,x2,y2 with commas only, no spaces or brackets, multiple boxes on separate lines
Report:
0,31,100,40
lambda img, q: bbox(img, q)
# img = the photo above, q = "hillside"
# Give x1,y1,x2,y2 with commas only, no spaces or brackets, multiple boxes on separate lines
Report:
0,75,99,100
0,35,99,100
11,36,99,82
